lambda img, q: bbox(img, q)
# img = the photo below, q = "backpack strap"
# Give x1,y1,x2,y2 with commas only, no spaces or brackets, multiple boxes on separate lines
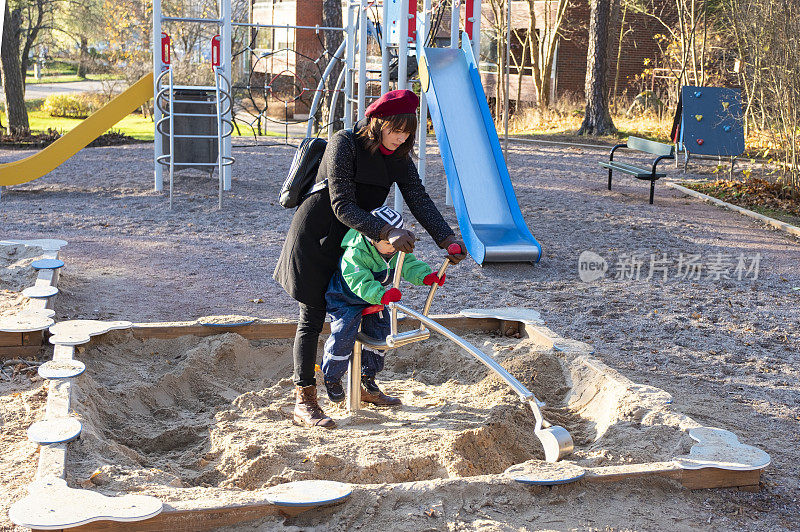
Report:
299,179,328,202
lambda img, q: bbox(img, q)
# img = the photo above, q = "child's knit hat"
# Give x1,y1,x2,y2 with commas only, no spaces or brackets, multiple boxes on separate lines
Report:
370,206,404,231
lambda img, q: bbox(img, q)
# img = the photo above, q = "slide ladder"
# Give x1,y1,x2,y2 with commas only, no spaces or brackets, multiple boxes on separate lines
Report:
155,67,234,209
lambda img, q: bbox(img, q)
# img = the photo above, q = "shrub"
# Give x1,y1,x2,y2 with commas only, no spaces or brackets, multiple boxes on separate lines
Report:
41,94,96,118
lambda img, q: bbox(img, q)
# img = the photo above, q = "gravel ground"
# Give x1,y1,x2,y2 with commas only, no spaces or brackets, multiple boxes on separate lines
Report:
1,138,798,530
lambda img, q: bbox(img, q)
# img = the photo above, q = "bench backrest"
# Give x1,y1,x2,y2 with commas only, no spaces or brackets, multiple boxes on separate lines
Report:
628,136,674,157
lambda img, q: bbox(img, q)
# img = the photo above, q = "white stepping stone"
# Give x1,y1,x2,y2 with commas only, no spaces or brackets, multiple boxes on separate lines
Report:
31,258,65,270
461,307,544,325
0,238,68,251
0,311,55,332
49,320,132,346
8,477,162,530
38,360,86,379
504,460,586,486
264,480,352,508
22,286,59,299
27,418,82,445
675,427,771,471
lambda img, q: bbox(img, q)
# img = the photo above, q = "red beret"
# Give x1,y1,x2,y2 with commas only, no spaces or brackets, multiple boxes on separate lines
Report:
365,89,420,118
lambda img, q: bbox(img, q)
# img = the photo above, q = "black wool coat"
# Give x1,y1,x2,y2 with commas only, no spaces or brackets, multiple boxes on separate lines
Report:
273,121,454,308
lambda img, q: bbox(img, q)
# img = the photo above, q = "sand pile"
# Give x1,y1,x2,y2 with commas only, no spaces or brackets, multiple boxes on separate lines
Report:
66,330,693,500
0,243,46,317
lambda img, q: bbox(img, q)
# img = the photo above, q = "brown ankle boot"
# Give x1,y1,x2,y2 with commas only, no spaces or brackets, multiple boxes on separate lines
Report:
361,376,402,406
293,385,335,428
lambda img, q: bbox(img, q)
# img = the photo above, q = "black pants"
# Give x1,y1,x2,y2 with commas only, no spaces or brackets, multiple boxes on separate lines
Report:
293,302,327,387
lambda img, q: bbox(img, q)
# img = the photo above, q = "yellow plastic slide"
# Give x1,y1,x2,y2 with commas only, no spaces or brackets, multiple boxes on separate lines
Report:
0,73,154,186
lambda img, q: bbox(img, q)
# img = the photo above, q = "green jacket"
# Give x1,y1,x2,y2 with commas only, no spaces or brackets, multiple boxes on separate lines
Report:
338,228,432,305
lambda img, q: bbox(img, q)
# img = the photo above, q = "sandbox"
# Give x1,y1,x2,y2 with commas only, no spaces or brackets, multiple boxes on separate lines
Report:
9,315,771,531
0,243,48,317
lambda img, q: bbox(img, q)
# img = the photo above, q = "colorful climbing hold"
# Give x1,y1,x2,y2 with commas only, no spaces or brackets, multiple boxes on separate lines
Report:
721,101,730,110
694,91,702,98
723,125,732,132
695,114,703,122
696,139,704,146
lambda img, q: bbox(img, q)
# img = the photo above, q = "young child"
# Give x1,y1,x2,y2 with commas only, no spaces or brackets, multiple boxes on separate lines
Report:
322,206,446,406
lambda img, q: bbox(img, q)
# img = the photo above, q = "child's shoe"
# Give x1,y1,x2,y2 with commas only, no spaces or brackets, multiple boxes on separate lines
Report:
324,378,346,403
361,376,402,406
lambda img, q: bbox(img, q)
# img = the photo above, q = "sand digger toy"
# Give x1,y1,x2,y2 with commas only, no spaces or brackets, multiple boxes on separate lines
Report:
346,244,574,463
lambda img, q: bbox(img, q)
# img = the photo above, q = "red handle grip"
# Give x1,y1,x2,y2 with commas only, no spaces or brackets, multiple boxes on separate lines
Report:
211,35,221,67
447,243,462,255
161,32,171,65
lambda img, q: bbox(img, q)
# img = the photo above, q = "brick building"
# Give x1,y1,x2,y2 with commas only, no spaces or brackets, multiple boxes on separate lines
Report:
477,0,666,105
249,0,326,118
249,0,667,111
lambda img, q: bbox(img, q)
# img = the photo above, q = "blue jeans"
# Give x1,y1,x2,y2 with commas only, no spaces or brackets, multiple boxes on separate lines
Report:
322,305,390,382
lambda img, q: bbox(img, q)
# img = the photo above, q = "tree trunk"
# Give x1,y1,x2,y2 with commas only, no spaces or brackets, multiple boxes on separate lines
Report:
516,30,527,106
578,0,616,136
77,36,88,78
527,0,568,110
612,2,628,112
1,5,29,135
322,0,344,132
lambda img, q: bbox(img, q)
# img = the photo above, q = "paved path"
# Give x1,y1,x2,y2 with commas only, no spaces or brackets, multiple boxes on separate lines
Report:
24,80,111,100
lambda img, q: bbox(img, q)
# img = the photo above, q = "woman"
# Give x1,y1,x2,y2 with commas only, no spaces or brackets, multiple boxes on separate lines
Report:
274,89,467,428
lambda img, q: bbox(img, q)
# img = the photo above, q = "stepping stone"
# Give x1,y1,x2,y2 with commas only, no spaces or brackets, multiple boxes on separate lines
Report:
22,286,59,299
31,259,65,270
38,360,86,380
197,315,256,327
0,311,55,332
49,320,132,346
27,418,82,445
264,480,352,509
8,477,162,530
504,460,586,486
675,427,771,471
461,307,544,325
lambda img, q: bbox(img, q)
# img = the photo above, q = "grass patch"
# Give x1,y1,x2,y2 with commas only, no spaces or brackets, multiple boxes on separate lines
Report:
1,109,285,142
0,109,155,140
682,179,800,227
26,61,76,77
508,107,673,147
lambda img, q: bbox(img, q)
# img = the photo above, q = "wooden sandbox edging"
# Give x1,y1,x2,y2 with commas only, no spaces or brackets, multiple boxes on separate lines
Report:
125,314,517,341
22,316,767,531
0,247,62,359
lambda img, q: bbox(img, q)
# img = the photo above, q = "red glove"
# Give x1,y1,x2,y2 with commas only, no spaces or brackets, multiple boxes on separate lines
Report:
423,273,446,286
380,287,402,304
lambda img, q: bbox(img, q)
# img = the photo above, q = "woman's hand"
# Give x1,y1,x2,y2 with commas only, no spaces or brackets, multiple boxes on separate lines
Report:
387,228,416,253
440,235,467,264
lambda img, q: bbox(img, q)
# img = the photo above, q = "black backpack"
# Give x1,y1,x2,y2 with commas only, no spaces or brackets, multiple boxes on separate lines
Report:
280,137,328,208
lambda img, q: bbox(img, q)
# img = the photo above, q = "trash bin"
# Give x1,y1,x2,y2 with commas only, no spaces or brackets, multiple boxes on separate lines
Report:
162,89,219,173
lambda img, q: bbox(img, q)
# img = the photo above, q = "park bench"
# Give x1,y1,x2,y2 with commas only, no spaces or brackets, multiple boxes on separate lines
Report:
599,136,675,204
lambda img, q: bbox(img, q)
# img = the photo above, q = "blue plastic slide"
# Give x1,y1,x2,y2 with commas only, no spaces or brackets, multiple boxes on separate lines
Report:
418,38,542,264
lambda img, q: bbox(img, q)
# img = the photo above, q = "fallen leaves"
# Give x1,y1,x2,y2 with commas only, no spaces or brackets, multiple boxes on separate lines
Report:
686,178,800,218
